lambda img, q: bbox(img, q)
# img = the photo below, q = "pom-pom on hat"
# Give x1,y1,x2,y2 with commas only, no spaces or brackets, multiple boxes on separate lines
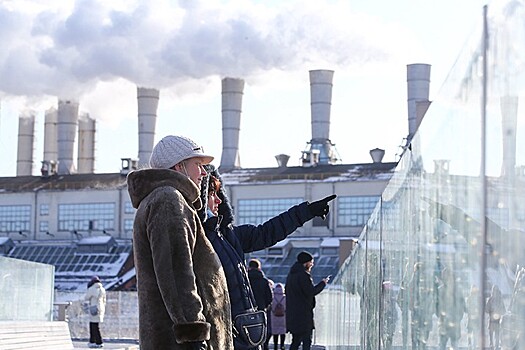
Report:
149,135,214,169
297,251,314,264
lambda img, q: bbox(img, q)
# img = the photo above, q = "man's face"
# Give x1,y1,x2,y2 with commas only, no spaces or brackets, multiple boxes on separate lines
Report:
174,157,207,186
305,259,314,272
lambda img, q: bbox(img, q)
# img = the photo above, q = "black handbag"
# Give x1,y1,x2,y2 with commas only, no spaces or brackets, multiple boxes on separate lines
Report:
217,232,268,347
233,308,267,347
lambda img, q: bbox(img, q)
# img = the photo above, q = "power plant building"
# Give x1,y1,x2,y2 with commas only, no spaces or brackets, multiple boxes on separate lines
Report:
0,66,431,290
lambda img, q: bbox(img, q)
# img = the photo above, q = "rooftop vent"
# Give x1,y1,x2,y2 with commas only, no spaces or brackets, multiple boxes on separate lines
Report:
40,160,58,177
301,149,320,167
121,158,139,176
369,148,385,163
275,154,290,168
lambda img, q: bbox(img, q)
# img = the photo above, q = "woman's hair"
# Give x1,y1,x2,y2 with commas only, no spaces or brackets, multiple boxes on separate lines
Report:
208,175,221,194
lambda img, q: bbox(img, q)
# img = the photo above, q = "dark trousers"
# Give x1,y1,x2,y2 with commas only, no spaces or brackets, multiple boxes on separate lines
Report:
89,322,103,345
289,330,312,350
273,334,285,349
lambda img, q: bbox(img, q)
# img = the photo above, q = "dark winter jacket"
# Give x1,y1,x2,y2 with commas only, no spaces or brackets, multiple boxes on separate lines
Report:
248,268,273,311
127,169,233,350
285,261,326,334
200,166,315,349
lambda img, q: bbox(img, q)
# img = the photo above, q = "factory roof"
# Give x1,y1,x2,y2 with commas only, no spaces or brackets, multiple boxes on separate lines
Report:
0,161,398,192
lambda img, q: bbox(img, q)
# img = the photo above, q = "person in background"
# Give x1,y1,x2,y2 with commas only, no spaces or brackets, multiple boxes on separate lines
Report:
466,285,481,350
381,281,398,350
285,251,330,350
486,284,506,350
84,275,106,349
199,164,336,350
248,259,273,350
270,283,287,350
127,135,233,350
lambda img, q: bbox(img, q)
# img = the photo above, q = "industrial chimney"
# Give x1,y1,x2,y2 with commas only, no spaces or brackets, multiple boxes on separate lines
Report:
407,64,431,142
57,99,79,175
302,69,338,166
137,87,159,168
220,77,244,171
43,107,58,164
16,111,36,176
77,113,96,174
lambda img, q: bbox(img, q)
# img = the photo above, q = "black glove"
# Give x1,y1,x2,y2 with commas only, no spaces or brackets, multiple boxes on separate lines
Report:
187,340,207,350
308,194,337,219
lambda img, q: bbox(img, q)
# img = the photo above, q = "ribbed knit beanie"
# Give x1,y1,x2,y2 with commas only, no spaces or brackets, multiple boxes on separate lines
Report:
297,251,313,264
149,135,214,169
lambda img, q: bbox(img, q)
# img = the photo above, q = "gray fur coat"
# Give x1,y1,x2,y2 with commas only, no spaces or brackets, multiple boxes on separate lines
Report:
127,169,233,350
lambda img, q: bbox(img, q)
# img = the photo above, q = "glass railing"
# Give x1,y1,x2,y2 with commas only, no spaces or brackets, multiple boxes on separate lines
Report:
0,256,55,321
316,1,525,349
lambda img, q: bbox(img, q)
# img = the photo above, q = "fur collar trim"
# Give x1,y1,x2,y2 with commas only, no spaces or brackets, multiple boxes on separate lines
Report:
127,168,202,209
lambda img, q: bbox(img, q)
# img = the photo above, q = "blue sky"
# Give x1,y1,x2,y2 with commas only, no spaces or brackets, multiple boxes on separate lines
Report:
0,0,489,176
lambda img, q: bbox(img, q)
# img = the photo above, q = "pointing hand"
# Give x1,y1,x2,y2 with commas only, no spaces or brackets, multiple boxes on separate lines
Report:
308,194,337,220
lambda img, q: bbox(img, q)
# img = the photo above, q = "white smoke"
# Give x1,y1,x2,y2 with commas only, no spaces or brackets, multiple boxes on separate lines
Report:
0,0,414,100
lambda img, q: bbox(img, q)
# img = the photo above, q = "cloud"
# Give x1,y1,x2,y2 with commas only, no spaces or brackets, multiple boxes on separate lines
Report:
0,0,413,101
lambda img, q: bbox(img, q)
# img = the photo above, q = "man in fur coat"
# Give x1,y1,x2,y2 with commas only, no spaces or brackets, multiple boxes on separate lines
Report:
127,135,233,350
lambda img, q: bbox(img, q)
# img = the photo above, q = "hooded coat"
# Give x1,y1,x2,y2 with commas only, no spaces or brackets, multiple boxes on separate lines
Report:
285,262,326,334
199,166,315,349
127,168,233,350
84,279,106,323
270,283,286,335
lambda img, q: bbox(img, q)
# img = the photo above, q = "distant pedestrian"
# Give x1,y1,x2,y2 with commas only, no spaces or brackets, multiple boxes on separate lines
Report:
248,259,273,350
285,251,330,350
466,285,481,349
486,285,506,350
381,281,398,350
84,276,106,349
270,283,287,350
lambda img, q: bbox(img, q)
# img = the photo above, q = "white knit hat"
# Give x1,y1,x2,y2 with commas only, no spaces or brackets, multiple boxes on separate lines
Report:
149,135,214,169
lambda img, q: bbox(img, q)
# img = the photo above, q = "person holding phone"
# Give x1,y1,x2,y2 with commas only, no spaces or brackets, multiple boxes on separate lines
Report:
285,251,331,350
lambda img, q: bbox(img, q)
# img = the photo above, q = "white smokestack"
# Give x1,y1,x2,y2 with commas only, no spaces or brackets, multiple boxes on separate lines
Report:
302,69,338,166
137,87,159,167
57,99,79,175
407,64,431,141
16,111,36,176
43,107,58,163
77,113,96,174
310,69,334,141
220,77,244,171
500,95,518,178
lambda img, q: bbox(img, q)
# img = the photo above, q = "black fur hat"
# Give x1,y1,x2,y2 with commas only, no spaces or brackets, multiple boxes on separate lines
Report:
198,164,235,228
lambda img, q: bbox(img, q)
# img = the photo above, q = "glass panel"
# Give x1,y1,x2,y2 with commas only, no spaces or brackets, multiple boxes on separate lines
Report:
0,256,54,321
315,3,525,348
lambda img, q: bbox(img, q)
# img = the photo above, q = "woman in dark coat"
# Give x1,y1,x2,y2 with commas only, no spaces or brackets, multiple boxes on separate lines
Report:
198,165,334,350
285,252,329,350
